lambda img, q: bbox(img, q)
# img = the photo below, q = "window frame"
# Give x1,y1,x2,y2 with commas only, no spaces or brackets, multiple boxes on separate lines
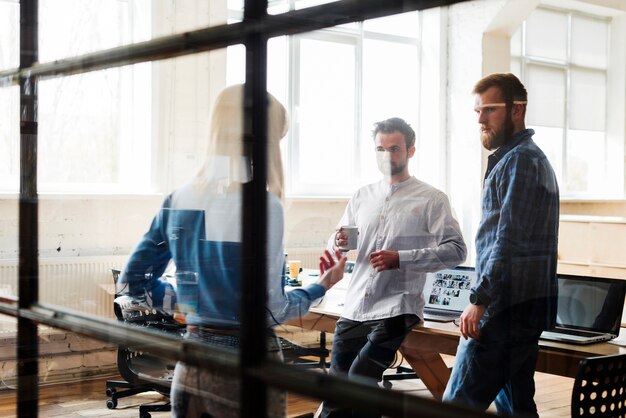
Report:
511,5,623,199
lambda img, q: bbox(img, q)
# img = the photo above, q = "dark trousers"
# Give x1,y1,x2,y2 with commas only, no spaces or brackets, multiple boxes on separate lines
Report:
321,314,420,418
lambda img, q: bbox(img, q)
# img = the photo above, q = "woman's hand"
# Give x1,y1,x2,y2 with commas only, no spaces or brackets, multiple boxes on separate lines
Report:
318,249,347,291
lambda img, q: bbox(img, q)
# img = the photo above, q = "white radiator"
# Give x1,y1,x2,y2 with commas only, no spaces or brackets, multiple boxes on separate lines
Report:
0,255,128,320
0,250,348,321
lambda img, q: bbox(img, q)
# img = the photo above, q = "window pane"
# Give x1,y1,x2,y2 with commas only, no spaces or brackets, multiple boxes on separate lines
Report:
531,125,563,188
525,8,568,61
39,0,151,63
226,39,287,107
0,1,19,71
569,68,606,131
526,64,565,128
571,14,608,69
567,129,605,193
38,63,152,192
0,86,19,193
361,39,419,184
268,36,289,107
226,44,246,86
363,11,419,38
297,38,355,190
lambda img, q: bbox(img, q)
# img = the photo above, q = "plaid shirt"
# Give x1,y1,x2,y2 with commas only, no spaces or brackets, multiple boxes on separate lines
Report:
474,129,560,330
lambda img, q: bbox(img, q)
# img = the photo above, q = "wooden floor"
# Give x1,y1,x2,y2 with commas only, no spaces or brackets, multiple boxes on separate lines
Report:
0,368,573,418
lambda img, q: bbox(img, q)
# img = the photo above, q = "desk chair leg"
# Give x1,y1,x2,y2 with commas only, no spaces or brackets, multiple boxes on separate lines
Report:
139,402,171,418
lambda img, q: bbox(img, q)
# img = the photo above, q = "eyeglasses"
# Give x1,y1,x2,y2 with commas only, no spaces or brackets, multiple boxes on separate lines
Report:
475,101,527,111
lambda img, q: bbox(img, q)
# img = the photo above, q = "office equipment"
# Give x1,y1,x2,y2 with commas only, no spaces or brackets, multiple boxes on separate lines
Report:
106,269,184,417
422,266,476,322
571,353,626,417
541,275,626,345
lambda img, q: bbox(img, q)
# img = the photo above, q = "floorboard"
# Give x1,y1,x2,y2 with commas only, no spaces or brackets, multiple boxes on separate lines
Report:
0,368,574,417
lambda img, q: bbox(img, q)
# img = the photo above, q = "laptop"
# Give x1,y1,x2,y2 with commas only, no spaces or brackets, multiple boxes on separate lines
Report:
422,266,476,322
540,274,626,345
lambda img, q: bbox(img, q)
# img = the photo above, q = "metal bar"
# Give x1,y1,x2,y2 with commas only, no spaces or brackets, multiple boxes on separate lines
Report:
17,1,39,417
18,302,497,418
241,1,269,417
0,0,470,84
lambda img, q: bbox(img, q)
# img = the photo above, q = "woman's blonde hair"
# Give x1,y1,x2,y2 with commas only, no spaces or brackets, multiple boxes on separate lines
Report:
194,84,288,199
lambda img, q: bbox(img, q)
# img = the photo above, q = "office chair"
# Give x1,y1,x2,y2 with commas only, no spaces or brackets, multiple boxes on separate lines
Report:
571,353,626,418
279,331,330,370
106,269,184,418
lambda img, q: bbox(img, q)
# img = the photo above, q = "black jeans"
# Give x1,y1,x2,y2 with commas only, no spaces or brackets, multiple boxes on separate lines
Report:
321,314,421,418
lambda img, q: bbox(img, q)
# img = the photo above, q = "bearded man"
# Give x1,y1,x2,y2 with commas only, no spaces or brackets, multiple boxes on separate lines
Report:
321,117,467,418
443,73,560,417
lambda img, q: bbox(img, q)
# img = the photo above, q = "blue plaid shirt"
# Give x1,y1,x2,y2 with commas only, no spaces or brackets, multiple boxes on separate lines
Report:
474,129,559,330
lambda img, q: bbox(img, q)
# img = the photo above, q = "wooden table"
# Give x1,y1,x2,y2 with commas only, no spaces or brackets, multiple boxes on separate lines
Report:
287,278,626,400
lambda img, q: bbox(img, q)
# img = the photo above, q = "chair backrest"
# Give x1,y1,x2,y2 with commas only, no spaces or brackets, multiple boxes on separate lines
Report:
571,353,626,417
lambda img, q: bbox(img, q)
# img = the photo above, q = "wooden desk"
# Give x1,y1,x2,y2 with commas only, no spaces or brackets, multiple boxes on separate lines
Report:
288,283,626,400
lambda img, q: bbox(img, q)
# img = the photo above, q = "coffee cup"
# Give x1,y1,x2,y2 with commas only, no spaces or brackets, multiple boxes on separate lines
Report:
288,260,302,279
338,225,358,250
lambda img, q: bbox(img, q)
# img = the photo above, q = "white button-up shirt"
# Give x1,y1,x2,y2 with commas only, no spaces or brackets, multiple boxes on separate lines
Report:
328,177,467,321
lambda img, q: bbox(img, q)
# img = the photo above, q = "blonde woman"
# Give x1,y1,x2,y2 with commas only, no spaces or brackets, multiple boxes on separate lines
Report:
118,84,346,417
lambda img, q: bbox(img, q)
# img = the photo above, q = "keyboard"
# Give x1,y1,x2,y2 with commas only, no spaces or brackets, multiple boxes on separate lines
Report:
194,331,284,352
553,327,604,338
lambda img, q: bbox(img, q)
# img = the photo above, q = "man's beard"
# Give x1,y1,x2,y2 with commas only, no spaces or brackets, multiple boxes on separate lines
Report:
377,159,407,177
378,160,408,177
480,114,514,151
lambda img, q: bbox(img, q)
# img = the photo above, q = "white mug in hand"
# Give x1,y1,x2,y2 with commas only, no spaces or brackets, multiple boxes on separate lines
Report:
338,226,358,250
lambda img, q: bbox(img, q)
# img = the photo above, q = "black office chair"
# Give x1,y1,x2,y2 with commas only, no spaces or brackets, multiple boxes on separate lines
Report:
106,269,185,418
279,331,330,370
571,353,626,418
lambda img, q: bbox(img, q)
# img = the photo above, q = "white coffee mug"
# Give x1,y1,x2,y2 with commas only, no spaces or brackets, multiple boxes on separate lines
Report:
338,226,358,250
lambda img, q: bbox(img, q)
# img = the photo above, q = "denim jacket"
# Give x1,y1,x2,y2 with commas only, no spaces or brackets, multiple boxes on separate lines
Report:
118,181,325,329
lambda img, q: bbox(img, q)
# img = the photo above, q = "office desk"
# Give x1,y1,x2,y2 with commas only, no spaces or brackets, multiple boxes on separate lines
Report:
287,279,626,400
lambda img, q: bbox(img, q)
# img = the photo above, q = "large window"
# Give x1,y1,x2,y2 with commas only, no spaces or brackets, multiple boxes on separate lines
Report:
227,1,421,197
511,6,621,198
0,0,152,194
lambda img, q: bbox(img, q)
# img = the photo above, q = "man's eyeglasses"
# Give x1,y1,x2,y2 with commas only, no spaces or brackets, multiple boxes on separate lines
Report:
475,101,527,111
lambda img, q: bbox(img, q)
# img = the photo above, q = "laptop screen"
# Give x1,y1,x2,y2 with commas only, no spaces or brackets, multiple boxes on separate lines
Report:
555,275,626,334
423,267,476,312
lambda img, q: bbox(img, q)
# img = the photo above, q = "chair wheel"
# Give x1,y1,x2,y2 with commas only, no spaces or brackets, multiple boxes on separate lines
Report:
105,387,115,397
106,398,117,409
140,413,152,418
382,380,392,389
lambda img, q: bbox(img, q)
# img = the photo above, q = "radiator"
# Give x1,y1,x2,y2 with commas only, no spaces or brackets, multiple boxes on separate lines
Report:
0,255,128,320
0,250,344,321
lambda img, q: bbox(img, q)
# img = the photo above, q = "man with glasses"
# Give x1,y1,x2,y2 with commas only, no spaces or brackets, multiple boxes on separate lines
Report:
322,117,467,418
443,73,559,417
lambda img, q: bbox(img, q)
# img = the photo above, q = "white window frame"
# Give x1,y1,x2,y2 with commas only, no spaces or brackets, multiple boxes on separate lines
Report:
512,4,625,199
227,1,422,198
